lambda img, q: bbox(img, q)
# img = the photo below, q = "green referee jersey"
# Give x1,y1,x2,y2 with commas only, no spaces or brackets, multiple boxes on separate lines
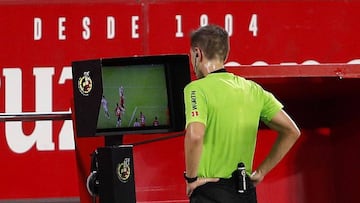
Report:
184,71,283,178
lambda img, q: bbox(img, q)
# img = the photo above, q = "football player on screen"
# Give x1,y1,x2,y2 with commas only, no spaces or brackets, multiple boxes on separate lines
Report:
139,111,146,127
101,95,110,119
115,103,123,127
119,85,126,113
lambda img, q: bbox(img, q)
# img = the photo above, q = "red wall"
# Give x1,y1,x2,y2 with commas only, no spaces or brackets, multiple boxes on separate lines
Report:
1,1,360,202
250,76,360,203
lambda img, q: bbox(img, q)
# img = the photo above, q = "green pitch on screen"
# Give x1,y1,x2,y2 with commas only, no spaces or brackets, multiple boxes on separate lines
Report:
97,65,169,129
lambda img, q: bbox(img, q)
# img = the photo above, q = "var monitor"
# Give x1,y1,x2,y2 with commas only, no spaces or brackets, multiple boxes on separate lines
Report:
72,54,191,137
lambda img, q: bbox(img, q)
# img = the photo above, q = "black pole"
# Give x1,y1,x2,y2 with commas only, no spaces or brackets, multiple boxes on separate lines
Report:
104,135,124,147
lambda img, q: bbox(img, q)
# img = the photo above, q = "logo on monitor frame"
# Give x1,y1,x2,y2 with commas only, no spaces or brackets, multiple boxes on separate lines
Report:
116,158,131,183
78,71,93,96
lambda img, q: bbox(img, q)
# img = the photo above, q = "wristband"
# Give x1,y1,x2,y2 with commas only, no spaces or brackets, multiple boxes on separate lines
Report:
183,172,198,183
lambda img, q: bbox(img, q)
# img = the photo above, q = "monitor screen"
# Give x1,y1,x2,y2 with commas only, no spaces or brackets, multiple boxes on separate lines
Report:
72,54,191,137
98,64,170,133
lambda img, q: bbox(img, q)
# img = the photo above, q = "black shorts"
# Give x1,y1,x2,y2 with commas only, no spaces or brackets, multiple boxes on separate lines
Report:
190,177,257,203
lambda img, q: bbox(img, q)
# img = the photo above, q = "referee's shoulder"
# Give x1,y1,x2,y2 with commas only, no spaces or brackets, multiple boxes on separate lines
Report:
235,75,262,87
185,79,204,89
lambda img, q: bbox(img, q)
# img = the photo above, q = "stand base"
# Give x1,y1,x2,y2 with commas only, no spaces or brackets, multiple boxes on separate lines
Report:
97,145,136,203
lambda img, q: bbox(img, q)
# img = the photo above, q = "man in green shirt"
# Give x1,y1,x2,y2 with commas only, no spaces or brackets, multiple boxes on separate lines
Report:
183,24,300,203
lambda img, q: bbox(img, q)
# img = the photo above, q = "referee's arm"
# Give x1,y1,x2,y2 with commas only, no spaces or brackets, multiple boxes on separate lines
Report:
184,121,219,197
185,121,205,179
251,109,301,185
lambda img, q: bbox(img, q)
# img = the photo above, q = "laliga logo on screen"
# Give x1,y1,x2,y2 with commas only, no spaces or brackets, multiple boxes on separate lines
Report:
78,71,93,96
117,158,131,183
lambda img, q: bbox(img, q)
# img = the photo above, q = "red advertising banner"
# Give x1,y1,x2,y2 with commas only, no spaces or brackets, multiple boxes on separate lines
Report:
0,0,360,202
146,1,360,65
0,2,144,200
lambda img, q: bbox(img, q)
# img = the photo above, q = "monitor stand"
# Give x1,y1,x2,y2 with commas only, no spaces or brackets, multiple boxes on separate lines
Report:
97,136,136,203
104,135,124,146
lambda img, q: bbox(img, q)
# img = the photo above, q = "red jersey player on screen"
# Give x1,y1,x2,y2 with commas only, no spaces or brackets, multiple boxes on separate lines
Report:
139,111,146,127
115,103,123,127
153,116,159,126
119,86,125,112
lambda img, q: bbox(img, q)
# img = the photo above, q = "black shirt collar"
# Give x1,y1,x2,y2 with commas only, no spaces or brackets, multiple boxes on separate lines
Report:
210,68,227,74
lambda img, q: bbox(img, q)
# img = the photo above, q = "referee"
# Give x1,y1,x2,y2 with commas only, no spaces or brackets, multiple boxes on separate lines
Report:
183,24,300,203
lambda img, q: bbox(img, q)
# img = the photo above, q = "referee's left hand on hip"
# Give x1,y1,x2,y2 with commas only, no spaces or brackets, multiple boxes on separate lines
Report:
186,177,219,197
249,170,264,186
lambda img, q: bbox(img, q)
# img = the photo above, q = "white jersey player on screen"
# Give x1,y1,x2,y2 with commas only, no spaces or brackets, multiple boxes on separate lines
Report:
119,86,124,97
101,95,110,119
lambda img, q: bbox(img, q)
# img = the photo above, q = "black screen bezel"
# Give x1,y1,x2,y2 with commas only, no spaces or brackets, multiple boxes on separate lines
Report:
72,54,190,137
96,54,190,136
